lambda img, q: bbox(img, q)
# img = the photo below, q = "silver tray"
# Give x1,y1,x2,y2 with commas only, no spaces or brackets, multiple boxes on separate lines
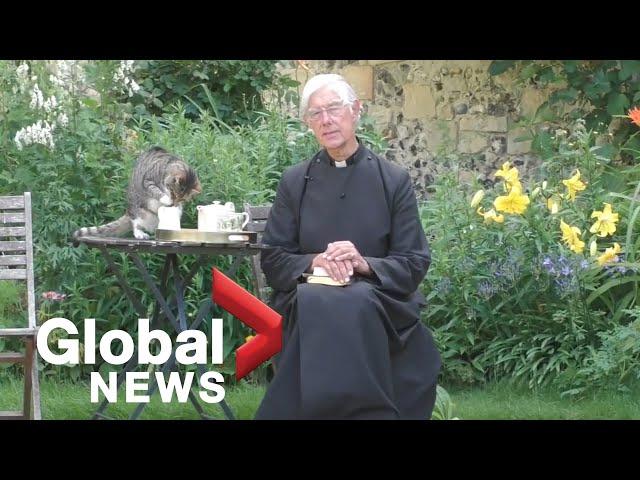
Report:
156,229,257,244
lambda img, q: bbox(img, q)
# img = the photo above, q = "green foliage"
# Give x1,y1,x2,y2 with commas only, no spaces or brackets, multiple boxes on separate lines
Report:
489,60,640,163
0,60,314,382
421,117,640,389
561,308,640,397
0,281,27,362
125,60,297,126
0,281,25,328
431,385,460,420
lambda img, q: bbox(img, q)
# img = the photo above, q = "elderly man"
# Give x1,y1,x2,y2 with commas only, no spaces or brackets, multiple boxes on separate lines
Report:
255,73,441,420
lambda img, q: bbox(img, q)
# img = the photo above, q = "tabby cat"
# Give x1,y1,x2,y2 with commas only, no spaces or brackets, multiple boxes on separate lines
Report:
73,147,202,239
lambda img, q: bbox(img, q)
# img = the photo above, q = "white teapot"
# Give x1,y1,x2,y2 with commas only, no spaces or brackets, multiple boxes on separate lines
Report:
197,201,249,232
197,201,230,231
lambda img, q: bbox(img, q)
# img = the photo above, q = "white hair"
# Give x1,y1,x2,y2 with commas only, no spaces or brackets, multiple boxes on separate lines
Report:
300,73,359,119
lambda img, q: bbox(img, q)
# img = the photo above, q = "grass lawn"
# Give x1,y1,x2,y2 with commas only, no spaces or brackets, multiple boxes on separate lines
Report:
0,375,267,420
1,375,638,419
448,381,640,420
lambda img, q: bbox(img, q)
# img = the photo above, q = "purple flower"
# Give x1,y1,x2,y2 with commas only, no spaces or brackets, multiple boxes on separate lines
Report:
560,265,573,276
478,281,496,299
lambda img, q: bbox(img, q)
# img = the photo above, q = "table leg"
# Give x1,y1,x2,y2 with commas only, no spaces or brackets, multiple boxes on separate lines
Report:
97,246,148,318
129,350,178,420
93,353,142,419
170,255,187,331
128,252,180,332
93,250,248,421
149,256,173,330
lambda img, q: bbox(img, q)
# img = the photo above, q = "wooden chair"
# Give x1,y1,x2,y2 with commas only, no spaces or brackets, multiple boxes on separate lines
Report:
243,203,272,304
0,192,41,420
244,203,277,375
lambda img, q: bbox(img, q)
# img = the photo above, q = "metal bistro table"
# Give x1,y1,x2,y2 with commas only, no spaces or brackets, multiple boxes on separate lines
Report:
74,232,263,420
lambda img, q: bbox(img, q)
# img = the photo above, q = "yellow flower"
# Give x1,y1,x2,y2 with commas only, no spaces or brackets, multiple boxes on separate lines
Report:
562,169,587,201
560,219,585,254
547,196,561,214
597,243,622,266
590,240,597,257
494,184,530,215
494,161,520,184
245,335,255,343
470,190,485,208
542,180,548,190
504,179,523,194
477,207,504,224
590,203,619,237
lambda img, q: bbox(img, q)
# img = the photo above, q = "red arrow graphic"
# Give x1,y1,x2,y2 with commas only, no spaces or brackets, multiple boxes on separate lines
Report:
212,268,282,380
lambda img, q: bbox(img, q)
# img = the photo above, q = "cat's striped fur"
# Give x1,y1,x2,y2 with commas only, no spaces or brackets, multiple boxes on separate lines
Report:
73,147,201,239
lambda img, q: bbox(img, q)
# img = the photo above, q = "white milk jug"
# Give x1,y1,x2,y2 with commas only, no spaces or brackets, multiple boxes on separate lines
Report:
157,206,182,230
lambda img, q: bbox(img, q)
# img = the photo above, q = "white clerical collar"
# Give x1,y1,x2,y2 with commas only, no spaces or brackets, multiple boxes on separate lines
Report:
335,160,347,168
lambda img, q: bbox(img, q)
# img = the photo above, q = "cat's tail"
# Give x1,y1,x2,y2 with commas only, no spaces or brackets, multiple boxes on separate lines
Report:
73,215,132,239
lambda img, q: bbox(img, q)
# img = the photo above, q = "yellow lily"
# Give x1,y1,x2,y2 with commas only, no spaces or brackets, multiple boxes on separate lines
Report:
590,203,619,237
477,207,505,224
562,169,587,201
560,219,585,254
597,243,622,266
494,183,530,215
470,190,485,208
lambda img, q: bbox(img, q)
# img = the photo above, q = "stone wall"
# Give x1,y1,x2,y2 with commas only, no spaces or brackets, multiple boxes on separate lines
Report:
277,60,554,199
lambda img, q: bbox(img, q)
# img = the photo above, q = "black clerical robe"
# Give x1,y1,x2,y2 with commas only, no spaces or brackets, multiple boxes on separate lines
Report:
255,144,441,420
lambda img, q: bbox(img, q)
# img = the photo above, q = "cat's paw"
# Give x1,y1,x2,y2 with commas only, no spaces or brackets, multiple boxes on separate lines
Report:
133,229,150,240
160,195,173,206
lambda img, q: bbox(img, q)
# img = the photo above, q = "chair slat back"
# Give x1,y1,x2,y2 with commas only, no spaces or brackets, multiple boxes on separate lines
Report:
0,193,36,328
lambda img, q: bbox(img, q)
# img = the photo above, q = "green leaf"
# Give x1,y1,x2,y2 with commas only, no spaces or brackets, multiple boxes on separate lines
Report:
550,88,579,104
82,97,99,108
606,92,630,115
594,143,616,161
192,70,209,80
619,61,640,81
466,332,475,345
489,60,516,76
538,66,558,84
531,130,554,158
534,102,556,122
562,61,581,74
584,70,612,99
587,276,640,305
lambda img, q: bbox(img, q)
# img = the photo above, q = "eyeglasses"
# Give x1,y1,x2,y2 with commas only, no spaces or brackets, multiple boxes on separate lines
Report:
305,102,351,123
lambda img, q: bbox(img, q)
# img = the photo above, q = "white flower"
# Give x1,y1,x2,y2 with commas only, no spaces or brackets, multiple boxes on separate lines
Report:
52,61,86,97
57,112,69,127
16,63,29,79
14,131,24,151
114,60,140,97
14,119,56,151
43,95,58,113
30,84,44,110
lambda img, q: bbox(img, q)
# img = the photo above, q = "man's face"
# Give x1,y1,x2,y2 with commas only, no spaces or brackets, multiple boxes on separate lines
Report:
305,86,360,150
